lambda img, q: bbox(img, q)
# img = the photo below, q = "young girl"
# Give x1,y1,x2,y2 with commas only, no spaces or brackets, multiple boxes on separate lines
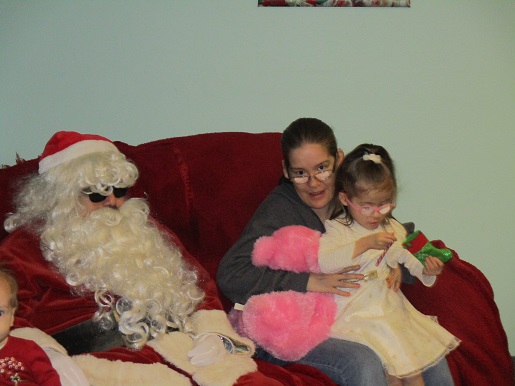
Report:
0,269,62,385
318,143,460,385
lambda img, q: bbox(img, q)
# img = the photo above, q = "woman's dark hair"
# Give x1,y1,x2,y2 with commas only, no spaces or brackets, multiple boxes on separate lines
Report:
281,118,338,172
333,143,397,224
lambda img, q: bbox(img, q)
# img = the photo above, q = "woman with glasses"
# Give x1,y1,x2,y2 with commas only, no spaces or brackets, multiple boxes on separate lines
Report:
217,118,455,386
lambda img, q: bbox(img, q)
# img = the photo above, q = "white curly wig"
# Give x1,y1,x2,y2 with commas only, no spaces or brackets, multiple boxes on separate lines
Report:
5,151,204,349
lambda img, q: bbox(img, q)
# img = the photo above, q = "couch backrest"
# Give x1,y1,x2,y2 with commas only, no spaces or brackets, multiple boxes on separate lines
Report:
0,132,283,309
117,132,283,285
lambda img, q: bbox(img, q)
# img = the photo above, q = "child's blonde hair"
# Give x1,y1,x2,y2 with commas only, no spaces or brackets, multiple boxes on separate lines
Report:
0,269,18,310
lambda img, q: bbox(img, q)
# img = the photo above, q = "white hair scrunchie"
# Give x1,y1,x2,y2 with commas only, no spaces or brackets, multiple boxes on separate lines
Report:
363,153,382,164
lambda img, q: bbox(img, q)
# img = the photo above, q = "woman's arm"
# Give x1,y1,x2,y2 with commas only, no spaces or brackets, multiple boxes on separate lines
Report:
217,189,314,305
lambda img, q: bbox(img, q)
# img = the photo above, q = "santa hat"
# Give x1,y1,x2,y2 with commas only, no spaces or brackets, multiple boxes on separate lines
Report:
38,131,120,174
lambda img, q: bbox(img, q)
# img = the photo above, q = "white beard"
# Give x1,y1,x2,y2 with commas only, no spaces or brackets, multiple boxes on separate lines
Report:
40,198,204,349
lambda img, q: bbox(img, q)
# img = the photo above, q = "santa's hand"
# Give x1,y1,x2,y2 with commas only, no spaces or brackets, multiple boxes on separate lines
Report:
188,333,229,366
188,332,252,366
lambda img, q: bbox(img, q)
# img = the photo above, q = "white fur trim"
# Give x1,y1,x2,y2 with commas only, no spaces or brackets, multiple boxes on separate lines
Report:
10,327,68,355
149,329,257,386
149,331,196,374
191,310,255,355
73,354,191,386
39,140,119,174
192,354,257,386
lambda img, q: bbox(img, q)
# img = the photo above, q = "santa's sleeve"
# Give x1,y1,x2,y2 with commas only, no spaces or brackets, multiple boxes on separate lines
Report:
0,229,40,328
0,229,97,333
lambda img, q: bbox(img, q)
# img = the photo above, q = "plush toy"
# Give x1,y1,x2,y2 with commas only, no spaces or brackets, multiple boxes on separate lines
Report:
240,226,336,361
237,226,453,361
402,230,453,267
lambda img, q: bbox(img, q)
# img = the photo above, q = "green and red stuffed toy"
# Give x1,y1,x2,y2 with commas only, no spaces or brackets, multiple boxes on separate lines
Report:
402,230,453,266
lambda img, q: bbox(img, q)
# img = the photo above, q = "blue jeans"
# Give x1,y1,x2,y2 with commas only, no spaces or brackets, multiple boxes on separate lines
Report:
254,338,454,386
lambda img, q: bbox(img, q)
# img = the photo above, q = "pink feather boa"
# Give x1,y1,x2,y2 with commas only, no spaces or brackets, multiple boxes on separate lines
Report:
234,225,337,361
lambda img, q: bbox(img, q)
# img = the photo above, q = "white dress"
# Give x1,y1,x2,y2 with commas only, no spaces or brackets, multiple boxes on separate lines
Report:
318,218,460,378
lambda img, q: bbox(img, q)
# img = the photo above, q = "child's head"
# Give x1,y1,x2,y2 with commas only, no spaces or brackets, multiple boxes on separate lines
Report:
334,144,397,229
0,269,17,344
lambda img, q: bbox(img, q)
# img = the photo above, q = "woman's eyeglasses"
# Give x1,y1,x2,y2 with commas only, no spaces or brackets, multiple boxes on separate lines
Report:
289,170,334,185
82,187,129,203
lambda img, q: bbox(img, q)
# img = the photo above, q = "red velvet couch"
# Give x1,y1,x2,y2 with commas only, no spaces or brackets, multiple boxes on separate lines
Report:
0,132,513,385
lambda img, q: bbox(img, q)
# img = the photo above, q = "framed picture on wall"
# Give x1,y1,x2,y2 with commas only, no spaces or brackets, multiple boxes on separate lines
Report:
258,0,410,6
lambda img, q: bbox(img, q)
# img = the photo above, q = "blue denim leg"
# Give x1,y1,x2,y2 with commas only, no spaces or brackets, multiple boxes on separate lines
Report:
254,338,388,386
422,358,454,386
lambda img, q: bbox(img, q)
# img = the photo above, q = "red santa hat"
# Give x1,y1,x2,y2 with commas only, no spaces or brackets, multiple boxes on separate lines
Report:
38,131,120,174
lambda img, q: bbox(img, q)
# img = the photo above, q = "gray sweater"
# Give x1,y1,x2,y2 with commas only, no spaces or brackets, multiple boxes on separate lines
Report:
217,182,324,305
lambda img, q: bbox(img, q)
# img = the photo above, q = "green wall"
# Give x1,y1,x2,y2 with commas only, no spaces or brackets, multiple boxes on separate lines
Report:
1,1,514,354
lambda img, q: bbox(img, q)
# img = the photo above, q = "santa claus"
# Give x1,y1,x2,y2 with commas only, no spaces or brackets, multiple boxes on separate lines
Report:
1,131,269,386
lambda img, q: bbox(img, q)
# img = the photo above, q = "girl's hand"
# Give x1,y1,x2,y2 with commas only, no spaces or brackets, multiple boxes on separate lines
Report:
364,232,397,251
423,256,444,276
307,265,364,297
386,265,402,292
354,232,397,258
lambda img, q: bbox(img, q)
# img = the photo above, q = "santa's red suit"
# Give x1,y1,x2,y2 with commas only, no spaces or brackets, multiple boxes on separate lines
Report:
0,224,290,386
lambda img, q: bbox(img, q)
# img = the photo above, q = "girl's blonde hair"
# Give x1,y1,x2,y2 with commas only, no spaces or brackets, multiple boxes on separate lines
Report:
0,269,18,310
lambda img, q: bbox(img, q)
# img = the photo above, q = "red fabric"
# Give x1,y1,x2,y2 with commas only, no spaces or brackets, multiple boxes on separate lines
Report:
39,131,113,159
114,133,284,310
3,229,95,332
0,336,62,386
402,230,429,253
403,241,514,385
0,132,512,385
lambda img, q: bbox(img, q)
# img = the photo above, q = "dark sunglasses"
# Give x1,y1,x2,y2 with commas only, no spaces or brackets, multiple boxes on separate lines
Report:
83,187,129,203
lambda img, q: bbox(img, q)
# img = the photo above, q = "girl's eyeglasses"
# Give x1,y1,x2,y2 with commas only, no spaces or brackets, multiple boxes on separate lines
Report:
345,196,395,216
82,187,129,203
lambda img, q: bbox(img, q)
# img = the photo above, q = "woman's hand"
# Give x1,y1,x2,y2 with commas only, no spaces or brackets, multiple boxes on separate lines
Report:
423,256,444,276
386,265,402,292
307,265,363,297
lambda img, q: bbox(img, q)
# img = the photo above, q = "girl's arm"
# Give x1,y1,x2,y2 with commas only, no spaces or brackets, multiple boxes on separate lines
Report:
319,220,397,273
